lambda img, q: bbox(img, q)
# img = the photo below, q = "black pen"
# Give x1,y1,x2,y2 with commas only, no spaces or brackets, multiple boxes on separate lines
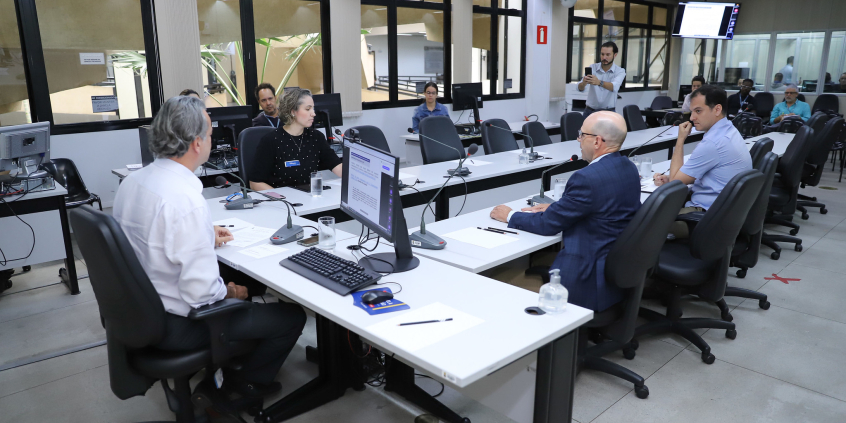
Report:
218,225,234,227
488,227,518,235
477,227,506,235
399,318,453,326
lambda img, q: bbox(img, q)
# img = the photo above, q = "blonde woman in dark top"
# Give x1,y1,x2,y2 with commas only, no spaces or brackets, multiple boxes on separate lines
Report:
250,88,342,190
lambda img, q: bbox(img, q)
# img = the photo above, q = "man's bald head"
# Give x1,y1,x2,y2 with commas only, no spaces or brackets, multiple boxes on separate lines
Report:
585,111,627,150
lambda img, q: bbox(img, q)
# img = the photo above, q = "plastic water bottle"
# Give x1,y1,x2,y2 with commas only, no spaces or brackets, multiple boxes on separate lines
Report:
538,269,568,314
310,171,323,197
518,148,530,164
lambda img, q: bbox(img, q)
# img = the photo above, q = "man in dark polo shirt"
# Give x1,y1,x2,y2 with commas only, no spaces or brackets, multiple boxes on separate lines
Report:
251,83,281,128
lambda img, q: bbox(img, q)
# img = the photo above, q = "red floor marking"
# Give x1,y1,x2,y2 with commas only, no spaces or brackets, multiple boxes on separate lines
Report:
764,274,801,284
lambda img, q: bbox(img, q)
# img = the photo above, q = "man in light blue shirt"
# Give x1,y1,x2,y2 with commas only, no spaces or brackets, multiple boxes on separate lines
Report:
770,84,811,124
653,85,752,237
578,41,626,118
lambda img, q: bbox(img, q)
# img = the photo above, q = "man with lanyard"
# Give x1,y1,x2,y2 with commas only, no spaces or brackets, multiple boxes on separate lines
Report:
726,78,757,116
770,84,811,125
251,83,281,128
578,41,626,118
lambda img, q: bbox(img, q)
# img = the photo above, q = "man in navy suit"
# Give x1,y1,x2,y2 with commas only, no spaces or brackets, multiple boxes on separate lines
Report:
490,112,641,312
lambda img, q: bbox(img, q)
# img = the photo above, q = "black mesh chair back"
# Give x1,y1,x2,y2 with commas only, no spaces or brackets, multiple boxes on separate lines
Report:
662,111,684,126
778,125,814,188
238,126,275,183
733,152,779,275
755,92,775,120
749,137,774,170
797,94,806,103
345,125,391,153
807,117,843,168
41,158,102,210
812,93,840,114
521,121,553,147
419,116,466,164
806,112,831,142
776,115,805,134
560,112,583,141
480,118,520,154
623,105,648,131
732,112,763,138
649,96,673,110
603,181,687,343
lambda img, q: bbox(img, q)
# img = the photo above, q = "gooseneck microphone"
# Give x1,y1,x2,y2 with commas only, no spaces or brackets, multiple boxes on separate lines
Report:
214,176,303,244
205,162,260,210
408,128,472,177
485,122,538,160
531,155,580,206
626,121,682,158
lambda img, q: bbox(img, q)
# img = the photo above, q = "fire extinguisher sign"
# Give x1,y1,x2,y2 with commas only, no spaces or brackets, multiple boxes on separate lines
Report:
537,26,548,44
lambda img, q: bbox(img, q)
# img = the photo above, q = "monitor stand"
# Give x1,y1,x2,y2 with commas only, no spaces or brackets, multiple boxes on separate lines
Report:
358,192,420,274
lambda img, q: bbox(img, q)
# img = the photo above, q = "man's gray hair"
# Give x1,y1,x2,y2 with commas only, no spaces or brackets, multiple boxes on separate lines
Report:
784,84,799,91
592,117,627,148
149,96,209,159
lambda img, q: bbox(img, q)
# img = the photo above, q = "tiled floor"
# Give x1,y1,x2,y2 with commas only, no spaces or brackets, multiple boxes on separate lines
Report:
1,170,845,422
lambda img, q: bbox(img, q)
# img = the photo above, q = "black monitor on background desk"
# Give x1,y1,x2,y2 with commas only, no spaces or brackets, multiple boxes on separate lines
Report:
207,106,252,150
340,139,419,273
452,83,484,134
312,93,343,128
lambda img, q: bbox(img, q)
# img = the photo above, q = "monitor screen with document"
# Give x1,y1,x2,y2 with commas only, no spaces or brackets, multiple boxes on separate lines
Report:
340,140,400,241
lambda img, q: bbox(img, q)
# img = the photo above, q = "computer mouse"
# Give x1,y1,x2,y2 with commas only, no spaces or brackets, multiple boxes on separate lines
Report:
361,290,393,305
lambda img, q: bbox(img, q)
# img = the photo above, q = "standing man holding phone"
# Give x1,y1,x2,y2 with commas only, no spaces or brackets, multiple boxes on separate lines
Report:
579,41,626,118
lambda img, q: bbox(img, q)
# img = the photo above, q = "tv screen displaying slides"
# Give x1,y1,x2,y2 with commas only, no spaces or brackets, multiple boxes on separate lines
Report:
672,2,740,40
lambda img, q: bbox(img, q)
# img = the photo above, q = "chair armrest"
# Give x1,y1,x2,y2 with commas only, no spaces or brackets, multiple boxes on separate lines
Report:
188,298,252,320
189,299,254,365
675,211,705,223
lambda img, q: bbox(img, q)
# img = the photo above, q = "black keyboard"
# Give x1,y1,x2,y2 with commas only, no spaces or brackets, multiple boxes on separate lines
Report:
279,247,382,295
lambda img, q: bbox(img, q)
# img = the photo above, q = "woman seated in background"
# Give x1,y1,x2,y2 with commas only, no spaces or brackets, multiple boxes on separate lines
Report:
249,88,342,190
411,82,449,133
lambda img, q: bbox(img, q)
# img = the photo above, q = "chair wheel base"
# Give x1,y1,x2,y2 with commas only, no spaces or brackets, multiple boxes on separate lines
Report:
789,228,799,236
795,244,803,252
736,268,747,278
701,352,715,364
821,208,828,214
634,385,649,399
721,310,733,322
726,329,737,340
759,300,771,310
801,213,809,220
771,251,780,260
623,348,636,360
630,339,639,351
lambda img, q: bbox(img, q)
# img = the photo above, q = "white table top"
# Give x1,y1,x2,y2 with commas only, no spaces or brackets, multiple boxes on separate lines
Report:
395,195,561,273
231,235,592,388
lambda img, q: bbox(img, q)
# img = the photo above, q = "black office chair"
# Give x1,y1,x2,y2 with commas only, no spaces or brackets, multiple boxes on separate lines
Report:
580,181,688,399
238,126,275,184
732,112,763,139
731,152,779,285
797,117,845,218
521,121,554,148
797,93,806,103
662,111,684,126
748,137,774,170
419,116,467,164
68,206,258,423
648,96,673,110
345,125,391,153
812,93,840,115
772,115,805,134
42,158,102,211
480,118,519,154
761,125,815,259
754,92,775,121
635,170,764,363
623,105,648,131
560,112,583,141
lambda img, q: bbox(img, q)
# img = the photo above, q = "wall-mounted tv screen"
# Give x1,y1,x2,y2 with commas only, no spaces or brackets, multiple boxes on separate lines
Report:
672,2,740,40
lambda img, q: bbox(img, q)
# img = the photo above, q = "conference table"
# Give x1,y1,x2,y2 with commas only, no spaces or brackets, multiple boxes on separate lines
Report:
205,194,593,423
112,164,241,188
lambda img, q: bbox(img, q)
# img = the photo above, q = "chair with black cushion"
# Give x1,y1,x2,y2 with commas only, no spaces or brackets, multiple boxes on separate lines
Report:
773,115,805,134
648,95,673,111
580,181,688,399
419,116,467,164
238,126,276,184
754,92,775,121
748,137,774,169
345,125,391,153
797,117,845,218
480,118,519,154
662,111,684,126
797,93,806,102
560,112,583,141
761,125,815,259
69,206,257,423
635,170,765,363
623,105,648,131
41,158,102,211
812,93,840,115
732,112,763,139
521,121,554,149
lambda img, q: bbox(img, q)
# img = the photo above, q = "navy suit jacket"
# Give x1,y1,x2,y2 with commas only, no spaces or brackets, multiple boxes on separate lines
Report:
508,152,641,311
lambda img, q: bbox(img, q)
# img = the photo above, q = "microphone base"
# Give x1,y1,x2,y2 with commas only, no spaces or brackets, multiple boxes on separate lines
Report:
528,152,540,161
446,167,471,177
270,225,304,245
224,198,260,210
409,230,447,250
530,195,555,206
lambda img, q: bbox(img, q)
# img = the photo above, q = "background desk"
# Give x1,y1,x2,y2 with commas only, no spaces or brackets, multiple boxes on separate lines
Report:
112,165,241,188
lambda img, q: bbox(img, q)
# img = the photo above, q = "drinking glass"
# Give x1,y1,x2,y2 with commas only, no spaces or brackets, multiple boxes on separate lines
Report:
310,171,323,197
318,216,335,249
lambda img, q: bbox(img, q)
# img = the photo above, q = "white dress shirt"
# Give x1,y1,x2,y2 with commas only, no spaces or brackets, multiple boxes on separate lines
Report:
581,62,626,110
113,158,227,317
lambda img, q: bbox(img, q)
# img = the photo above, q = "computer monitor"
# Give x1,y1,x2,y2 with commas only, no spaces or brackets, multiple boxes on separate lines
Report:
340,139,419,273
312,93,343,127
452,82,483,111
0,122,50,176
207,106,252,150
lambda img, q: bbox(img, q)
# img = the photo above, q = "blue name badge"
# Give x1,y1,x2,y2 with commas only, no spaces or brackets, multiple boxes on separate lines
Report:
285,160,300,167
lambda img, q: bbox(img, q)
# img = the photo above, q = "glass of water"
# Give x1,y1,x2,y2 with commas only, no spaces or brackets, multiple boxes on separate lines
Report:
554,177,567,199
318,216,335,249
639,157,653,179
310,171,323,197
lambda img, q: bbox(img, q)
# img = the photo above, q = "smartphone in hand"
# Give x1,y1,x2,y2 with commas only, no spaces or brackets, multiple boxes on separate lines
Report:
584,67,592,76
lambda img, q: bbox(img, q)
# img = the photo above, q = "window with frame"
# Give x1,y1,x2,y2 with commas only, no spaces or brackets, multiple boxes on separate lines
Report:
0,1,31,127
568,0,670,90
472,0,526,97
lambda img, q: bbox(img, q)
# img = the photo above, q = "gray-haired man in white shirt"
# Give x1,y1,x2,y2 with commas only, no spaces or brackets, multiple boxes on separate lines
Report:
113,96,305,398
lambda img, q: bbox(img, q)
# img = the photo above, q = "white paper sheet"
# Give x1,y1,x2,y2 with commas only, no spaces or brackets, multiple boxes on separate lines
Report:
212,218,253,233
238,243,289,259
441,227,519,249
366,302,485,352
640,180,660,193
227,226,278,247
449,159,492,167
